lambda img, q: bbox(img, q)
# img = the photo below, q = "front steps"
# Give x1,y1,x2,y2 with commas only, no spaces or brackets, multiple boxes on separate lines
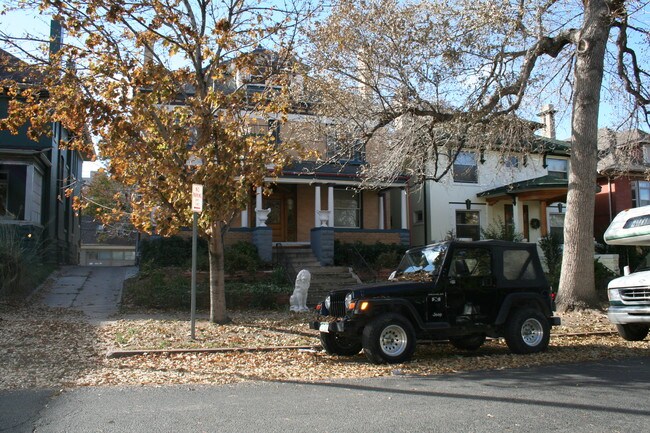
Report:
272,245,361,306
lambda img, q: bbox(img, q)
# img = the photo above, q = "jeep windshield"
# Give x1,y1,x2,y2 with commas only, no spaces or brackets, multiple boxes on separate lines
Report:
395,243,448,277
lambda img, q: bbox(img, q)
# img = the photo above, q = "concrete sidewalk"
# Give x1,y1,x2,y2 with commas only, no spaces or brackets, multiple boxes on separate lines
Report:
40,266,138,323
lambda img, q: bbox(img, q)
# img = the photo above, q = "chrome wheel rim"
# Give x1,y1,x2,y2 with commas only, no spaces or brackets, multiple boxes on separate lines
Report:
521,318,544,346
379,325,408,356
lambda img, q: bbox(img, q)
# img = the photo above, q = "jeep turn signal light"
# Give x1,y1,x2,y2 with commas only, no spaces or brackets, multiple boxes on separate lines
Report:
315,304,322,311
347,302,356,310
360,301,369,311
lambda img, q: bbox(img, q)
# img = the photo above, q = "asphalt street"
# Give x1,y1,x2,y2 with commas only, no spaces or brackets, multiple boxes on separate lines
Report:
1,357,649,433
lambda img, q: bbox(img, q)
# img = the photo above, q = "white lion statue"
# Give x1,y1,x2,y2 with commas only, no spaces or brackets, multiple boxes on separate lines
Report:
290,269,311,313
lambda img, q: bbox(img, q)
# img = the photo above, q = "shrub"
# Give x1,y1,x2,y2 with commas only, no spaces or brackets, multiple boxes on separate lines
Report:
0,225,52,299
224,241,261,274
139,236,209,270
334,241,408,270
481,217,524,242
538,233,562,292
122,268,291,310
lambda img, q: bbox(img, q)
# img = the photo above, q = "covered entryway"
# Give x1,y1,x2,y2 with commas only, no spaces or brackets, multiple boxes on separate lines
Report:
260,185,297,242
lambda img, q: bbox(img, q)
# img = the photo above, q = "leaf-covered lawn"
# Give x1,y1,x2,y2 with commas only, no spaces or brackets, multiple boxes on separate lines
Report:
1,305,647,389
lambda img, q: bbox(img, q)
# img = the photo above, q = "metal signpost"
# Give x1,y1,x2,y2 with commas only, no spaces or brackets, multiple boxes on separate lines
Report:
190,183,203,339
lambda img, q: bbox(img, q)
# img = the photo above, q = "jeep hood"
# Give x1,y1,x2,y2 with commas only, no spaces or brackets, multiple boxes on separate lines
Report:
608,270,650,289
331,280,434,298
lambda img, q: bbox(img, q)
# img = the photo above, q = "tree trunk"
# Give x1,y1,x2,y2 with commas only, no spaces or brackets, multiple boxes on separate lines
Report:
208,220,229,323
557,0,611,311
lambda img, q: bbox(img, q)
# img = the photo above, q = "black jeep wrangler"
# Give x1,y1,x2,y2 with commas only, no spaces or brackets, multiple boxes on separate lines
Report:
310,240,560,364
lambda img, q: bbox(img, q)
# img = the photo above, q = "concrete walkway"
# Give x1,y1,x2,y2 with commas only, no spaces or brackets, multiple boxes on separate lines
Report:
40,266,138,323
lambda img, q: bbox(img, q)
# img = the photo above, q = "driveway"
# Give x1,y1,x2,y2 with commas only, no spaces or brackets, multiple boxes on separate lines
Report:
40,266,138,322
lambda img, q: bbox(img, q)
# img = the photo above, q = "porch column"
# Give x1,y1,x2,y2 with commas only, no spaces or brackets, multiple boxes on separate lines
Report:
314,184,321,227
512,195,521,234
401,188,408,230
328,184,334,227
540,201,548,237
255,187,263,227
25,165,34,222
241,204,248,228
378,194,385,230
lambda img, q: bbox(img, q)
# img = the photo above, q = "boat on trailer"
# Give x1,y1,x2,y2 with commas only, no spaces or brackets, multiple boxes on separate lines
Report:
604,205,650,246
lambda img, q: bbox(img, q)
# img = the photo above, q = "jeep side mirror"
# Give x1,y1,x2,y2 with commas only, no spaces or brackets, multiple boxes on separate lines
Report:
624,265,630,276
388,271,397,281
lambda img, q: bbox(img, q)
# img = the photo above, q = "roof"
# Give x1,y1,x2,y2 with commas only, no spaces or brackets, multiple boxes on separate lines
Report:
597,128,650,174
0,48,43,85
477,175,568,199
278,161,409,185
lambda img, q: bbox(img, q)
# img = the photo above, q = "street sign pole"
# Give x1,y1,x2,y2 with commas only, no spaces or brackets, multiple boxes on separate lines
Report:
190,184,203,340
190,211,197,339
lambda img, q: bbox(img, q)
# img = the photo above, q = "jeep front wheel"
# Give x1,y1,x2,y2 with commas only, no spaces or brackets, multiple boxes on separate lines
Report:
319,332,362,356
504,308,550,354
362,313,416,364
616,324,649,341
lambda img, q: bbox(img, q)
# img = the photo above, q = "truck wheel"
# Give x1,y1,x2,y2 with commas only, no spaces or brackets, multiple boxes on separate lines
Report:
319,332,362,356
616,324,649,341
504,308,550,354
449,334,486,351
362,313,416,364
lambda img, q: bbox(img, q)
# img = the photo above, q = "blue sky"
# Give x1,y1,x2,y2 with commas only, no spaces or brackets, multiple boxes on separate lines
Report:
0,5,642,153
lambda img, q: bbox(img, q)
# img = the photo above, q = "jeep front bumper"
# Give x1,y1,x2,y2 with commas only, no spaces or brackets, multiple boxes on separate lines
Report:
607,306,650,324
309,320,363,334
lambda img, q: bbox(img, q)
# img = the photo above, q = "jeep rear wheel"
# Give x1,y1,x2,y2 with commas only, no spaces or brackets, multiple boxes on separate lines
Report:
319,332,362,356
504,308,550,354
449,334,486,351
616,324,649,341
362,313,416,364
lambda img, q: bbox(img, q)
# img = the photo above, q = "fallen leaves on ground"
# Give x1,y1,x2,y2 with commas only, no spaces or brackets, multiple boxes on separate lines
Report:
1,303,648,390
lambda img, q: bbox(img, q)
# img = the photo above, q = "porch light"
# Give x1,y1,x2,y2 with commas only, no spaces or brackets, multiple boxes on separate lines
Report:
465,199,472,210
557,203,563,213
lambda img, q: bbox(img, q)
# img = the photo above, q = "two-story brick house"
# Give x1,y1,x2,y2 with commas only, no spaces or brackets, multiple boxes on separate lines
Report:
596,128,650,242
218,48,411,263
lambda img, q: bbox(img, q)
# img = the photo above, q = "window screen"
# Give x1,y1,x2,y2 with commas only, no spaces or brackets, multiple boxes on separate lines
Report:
503,250,537,280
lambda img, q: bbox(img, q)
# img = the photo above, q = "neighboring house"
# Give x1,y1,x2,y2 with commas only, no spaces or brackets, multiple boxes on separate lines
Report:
596,128,650,243
0,47,86,263
219,48,410,263
410,105,571,246
79,215,138,266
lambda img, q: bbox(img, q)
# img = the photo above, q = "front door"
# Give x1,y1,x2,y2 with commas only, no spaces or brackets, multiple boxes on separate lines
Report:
260,185,297,242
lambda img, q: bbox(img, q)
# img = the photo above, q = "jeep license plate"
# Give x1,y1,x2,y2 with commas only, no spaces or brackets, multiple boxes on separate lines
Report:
319,322,330,333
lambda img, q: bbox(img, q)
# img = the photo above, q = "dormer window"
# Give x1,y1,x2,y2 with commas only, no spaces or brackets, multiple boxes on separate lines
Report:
326,129,365,163
453,152,478,183
547,157,568,179
643,144,650,164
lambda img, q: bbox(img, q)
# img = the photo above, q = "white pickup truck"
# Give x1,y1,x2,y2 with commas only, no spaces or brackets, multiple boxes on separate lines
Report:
603,206,650,341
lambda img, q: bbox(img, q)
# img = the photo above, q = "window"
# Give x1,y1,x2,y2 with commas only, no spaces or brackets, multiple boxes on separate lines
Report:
449,247,492,278
453,152,478,183
547,157,568,179
334,189,361,228
413,210,424,224
503,250,538,280
501,155,519,168
631,181,650,208
326,129,365,162
643,145,650,164
455,210,480,240
549,212,565,243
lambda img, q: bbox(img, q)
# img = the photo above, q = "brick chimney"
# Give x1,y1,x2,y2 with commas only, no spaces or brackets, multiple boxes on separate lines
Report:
538,104,557,139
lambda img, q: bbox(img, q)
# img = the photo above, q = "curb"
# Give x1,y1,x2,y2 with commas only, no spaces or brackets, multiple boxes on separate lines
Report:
106,344,321,358
106,331,618,359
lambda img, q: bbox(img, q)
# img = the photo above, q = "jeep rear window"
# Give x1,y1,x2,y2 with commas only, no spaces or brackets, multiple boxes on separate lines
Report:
503,250,537,280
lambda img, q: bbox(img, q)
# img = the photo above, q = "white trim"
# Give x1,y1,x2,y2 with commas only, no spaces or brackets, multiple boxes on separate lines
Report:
328,185,334,227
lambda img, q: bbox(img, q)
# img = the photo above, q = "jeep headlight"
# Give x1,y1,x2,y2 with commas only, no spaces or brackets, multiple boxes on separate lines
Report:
345,292,354,309
324,295,331,310
608,288,622,302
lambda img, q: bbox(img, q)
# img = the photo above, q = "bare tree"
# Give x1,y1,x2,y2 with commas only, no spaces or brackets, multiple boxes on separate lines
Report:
304,0,649,310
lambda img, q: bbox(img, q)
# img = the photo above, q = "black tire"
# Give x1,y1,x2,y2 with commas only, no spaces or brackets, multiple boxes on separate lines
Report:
616,324,649,341
504,308,550,354
362,313,416,364
319,332,362,356
449,334,486,351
